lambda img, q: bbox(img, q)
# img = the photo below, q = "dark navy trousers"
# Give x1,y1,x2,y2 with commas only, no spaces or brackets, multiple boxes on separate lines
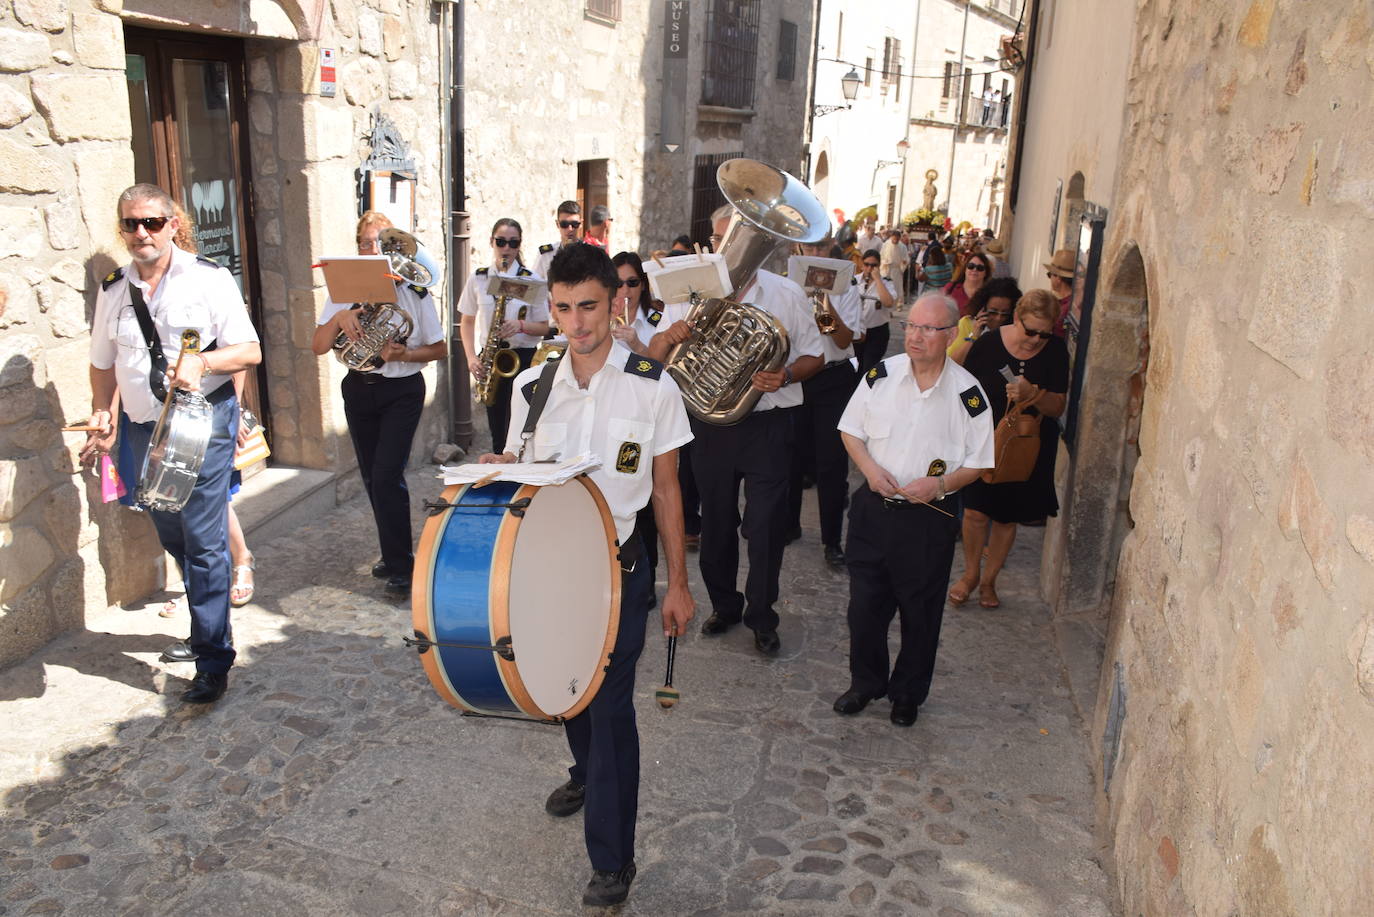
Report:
789,361,857,548
122,387,238,674
563,545,652,872
341,371,425,576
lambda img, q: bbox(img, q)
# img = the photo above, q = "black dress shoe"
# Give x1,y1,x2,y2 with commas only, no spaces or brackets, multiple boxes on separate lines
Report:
384,574,412,596
823,544,846,568
371,560,390,579
890,699,919,727
832,689,875,715
181,671,228,704
161,641,198,663
544,779,585,817
784,525,803,545
582,862,637,907
700,613,739,636
753,629,780,655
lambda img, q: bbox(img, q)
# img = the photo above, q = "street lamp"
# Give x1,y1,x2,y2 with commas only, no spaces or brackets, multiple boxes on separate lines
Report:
813,68,862,117
874,139,910,170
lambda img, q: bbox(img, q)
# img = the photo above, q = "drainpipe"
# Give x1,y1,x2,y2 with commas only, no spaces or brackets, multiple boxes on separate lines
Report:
1007,0,1038,215
896,0,921,221
446,0,473,449
945,0,971,217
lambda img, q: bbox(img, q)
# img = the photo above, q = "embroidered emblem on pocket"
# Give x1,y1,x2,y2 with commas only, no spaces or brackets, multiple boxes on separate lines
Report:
616,441,641,474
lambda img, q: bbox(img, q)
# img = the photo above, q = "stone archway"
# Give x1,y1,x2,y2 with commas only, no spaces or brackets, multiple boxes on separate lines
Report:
1053,242,1149,623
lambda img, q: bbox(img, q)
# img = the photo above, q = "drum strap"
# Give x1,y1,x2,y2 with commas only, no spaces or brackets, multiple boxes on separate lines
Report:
128,284,217,402
514,357,562,461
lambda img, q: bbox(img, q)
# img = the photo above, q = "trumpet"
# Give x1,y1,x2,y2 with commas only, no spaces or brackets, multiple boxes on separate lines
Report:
811,289,837,335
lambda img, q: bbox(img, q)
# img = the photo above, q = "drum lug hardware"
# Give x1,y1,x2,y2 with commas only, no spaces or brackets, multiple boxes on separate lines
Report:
403,630,516,661
423,497,531,517
423,499,454,515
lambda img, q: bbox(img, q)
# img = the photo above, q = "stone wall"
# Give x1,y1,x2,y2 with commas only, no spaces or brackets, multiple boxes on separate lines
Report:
1073,0,1374,911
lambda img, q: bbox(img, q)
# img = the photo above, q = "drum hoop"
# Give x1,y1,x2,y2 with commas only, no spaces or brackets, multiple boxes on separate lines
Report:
490,476,622,720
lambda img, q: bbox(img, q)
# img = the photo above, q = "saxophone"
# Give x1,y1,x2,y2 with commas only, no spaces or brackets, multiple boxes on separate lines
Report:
473,269,521,406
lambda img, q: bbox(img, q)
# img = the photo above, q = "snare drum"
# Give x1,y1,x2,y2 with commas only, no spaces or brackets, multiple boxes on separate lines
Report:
137,389,213,513
411,476,622,721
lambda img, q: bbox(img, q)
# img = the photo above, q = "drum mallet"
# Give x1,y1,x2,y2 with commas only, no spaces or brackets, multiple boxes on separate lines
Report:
655,631,679,710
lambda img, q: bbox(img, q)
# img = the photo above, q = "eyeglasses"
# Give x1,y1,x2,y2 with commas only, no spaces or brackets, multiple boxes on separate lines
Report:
119,216,171,233
558,220,581,229
965,263,987,272
493,238,521,248
862,262,880,268
983,308,1012,318
618,278,642,288
1020,319,1054,340
901,321,956,336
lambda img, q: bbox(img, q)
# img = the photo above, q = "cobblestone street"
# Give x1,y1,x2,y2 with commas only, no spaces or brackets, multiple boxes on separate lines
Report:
2,444,1113,915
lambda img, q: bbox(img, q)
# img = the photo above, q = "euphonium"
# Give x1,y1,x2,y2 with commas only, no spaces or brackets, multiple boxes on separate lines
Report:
474,290,521,406
332,302,414,371
665,158,829,424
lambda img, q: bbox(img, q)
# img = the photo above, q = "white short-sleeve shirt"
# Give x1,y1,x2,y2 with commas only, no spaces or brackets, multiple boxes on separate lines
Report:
819,279,865,364
457,262,550,352
859,276,898,330
89,244,260,424
838,354,995,486
317,281,445,378
738,269,825,412
503,342,693,544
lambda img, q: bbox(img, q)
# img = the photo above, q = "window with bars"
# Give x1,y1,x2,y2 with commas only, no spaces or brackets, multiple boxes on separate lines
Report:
702,0,760,109
777,19,797,81
585,0,621,23
690,152,742,247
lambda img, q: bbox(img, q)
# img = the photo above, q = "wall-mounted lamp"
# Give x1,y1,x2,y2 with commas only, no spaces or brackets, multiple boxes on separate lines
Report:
813,68,862,117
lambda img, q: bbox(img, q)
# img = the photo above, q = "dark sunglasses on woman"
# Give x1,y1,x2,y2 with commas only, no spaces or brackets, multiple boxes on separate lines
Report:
493,238,521,248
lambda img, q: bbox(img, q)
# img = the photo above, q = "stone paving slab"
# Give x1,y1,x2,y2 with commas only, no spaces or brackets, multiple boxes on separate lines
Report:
1,422,1115,915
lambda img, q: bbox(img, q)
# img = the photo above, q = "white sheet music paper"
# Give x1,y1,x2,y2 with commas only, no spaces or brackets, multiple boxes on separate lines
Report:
485,274,548,305
644,253,730,305
787,255,855,295
441,455,602,487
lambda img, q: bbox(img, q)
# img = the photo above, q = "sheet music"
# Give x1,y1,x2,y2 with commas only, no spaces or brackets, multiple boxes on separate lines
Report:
441,455,601,487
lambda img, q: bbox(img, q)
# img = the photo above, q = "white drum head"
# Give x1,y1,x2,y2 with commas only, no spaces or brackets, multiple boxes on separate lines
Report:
505,481,617,718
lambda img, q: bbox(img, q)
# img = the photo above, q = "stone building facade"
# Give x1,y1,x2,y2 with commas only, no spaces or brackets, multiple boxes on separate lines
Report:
0,0,817,668
807,0,1020,233
1005,0,1374,911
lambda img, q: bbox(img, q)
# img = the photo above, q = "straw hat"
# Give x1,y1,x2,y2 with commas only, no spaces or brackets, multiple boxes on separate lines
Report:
1043,248,1076,278
983,237,1007,256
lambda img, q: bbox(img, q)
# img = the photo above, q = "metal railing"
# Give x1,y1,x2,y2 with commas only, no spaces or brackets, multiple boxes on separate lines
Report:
701,0,760,109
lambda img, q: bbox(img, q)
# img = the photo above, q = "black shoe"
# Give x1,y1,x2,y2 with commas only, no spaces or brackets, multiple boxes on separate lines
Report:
647,592,658,610
752,629,780,656
785,525,803,545
832,689,875,715
384,574,411,596
544,779,585,817
890,699,919,727
582,862,637,907
823,544,846,568
181,671,228,704
161,641,198,663
371,560,390,578
700,613,739,636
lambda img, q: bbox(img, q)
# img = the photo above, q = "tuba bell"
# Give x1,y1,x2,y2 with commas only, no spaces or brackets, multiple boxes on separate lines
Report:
331,228,429,370
665,159,829,425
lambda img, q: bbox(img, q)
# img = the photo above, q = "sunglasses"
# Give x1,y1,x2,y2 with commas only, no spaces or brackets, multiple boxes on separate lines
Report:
493,238,521,248
862,262,880,268
119,216,171,233
1020,319,1054,340
983,308,1011,318
965,263,987,272
558,220,582,229
619,278,642,288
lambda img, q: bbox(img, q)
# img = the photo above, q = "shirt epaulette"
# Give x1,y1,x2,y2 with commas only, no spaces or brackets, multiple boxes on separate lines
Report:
521,378,539,403
101,268,123,290
517,266,532,277
538,243,554,254
196,254,224,269
409,284,429,298
960,385,988,417
646,309,663,327
624,353,664,380
476,267,489,276
864,362,888,387
850,277,858,286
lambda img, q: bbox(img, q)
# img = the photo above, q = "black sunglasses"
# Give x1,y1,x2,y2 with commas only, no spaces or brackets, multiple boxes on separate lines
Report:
619,278,642,288
1020,319,1054,340
119,216,171,233
862,261,880,268
558,220,582,229
493,238,521,248
965,263,987,272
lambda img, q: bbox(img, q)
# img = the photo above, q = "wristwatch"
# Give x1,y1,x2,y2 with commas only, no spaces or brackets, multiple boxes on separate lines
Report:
934,475,947,500
783,365,794,386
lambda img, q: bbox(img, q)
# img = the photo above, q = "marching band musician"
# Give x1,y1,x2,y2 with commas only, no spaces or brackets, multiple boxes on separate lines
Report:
787,235,864,569
479,243,694,907
82,183,261,704
852,249,898,376
533,200,583,280
457,218,551,451
311,211,446,596
832,293,994,727
609,251,664,357
670,205,825,656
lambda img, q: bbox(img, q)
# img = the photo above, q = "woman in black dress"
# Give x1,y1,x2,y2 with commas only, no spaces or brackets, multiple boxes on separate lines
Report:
948,289,1069,608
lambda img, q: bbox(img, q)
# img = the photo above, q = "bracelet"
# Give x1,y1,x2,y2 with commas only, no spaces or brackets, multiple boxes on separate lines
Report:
198,354,211,376
935,475,946,500
783,366,794,386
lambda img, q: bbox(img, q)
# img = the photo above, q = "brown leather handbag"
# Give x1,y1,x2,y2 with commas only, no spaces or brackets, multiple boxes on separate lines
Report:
981,393,1043,484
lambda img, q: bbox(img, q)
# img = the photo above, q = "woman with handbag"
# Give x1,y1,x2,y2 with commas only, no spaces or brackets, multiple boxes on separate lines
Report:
948,289,1069,608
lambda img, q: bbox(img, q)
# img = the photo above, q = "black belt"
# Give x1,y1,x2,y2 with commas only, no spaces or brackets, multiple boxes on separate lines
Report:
345,370,420,385
881,494,955,511
617,528,645,573
822,359,853,371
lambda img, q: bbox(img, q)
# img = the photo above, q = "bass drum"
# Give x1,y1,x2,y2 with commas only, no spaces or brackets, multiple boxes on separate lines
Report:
411,476,622,721
138,390,213,513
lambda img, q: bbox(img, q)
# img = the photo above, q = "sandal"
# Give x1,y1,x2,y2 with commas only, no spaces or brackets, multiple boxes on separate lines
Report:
947,575,978,606
230,556,255,607
978,584,1001,609
158,597,180,618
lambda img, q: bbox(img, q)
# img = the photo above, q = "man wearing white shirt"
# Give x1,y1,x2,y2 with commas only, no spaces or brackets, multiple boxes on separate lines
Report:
832,293,994,726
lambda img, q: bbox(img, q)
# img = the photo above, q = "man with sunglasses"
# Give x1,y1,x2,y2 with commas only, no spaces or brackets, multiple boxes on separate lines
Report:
833,293,994,727
534,200,583,280
84,184,262,704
